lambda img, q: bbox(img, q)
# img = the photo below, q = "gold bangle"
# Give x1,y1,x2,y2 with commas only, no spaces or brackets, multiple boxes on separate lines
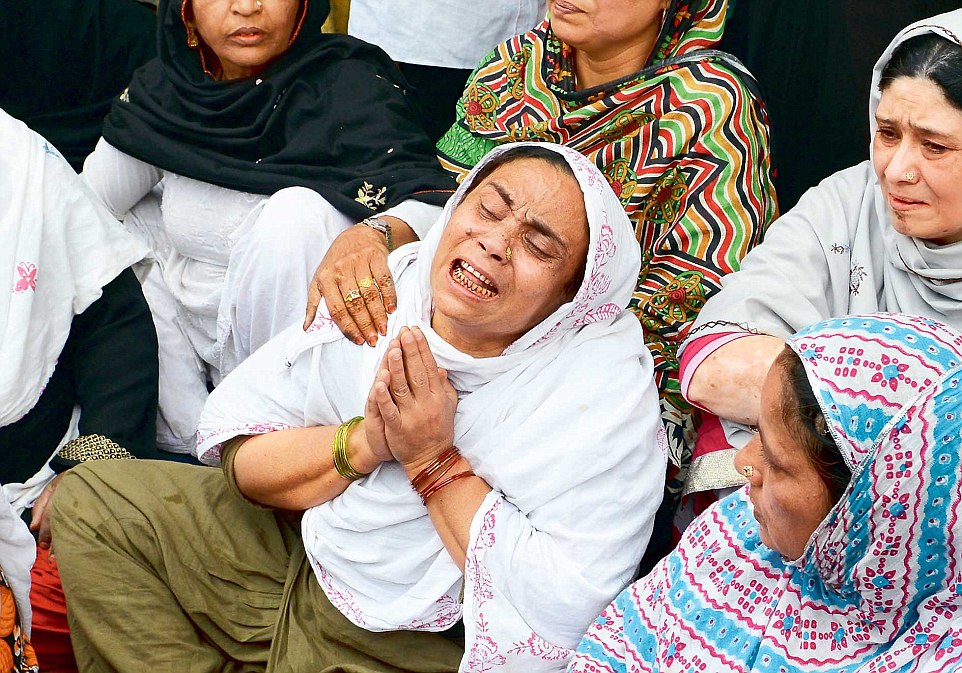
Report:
332,416,367,480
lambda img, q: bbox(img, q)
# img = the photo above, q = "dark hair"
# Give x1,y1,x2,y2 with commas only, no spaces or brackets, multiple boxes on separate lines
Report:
775,347,852,504
880,33,962,112
464,145,588,298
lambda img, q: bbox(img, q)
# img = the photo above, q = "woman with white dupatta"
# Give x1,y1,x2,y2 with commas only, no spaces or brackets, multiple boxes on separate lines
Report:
51,142,667,673
0,108,158,671
675,9,962,497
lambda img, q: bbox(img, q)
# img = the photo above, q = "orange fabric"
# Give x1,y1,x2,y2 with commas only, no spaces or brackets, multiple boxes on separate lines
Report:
28,547,76,673
0,563,37,673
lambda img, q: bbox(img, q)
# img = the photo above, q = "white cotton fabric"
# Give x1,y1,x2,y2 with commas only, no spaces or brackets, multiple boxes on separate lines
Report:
83,141,357,452
1,117,147,429
198,142,666,672
0,110,146,633
348,1,546,70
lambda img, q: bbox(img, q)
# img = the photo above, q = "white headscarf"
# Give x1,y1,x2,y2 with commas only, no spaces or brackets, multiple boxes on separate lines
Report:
198,142,667,672
0,110,147,427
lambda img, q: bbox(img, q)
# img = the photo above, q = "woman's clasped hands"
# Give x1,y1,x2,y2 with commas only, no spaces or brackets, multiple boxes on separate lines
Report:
363,327,458,476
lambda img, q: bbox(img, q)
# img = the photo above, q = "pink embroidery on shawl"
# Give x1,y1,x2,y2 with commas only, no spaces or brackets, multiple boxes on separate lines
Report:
582,303,621,324
196,422,295,461
315,564,369,628
464,499,504,672
466,616,506,673
13,262,37,293
398,594,462,630
508,632,571,661
306,312,337,333
532,223,620,346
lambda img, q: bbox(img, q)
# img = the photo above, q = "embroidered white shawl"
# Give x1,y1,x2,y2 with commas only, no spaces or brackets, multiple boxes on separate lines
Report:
0,109,146,633
197,142,667,672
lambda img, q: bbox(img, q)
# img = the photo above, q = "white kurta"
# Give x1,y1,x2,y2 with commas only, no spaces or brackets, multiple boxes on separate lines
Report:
83,139,441,452
348,1,546,69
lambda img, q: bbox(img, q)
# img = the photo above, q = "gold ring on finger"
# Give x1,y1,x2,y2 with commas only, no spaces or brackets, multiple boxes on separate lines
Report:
357,276,377,290
343,289,362,303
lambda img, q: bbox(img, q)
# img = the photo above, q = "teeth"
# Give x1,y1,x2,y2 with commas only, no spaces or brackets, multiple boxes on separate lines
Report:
461,261,491,286
453,264,495,298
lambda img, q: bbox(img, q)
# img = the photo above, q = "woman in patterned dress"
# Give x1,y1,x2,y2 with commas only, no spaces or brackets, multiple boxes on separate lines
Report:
306,0,778,566
570,312,962,672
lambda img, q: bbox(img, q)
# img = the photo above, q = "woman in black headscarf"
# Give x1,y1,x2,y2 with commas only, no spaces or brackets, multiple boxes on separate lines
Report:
83,0,456,455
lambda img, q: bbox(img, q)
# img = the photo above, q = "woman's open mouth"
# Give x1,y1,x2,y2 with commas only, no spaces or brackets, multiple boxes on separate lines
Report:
451,259,498,299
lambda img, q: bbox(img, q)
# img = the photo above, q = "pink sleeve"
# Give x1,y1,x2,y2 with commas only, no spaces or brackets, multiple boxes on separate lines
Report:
678,332,752,402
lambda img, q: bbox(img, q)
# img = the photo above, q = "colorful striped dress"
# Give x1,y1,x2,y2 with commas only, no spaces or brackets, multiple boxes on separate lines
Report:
437,0,778,518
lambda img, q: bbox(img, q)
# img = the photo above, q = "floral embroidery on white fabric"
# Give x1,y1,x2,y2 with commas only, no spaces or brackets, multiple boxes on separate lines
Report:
508,633,571,661
305,311,337,334
464,500,503,672
195,421,294,462
316,564,369,628
531,223,619,346
398,594,461,630
466,616,507,673
13,262,37,293
850,261,867,296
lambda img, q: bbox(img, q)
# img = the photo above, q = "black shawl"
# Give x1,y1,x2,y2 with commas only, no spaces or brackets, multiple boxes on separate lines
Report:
103,0,455,219
0,0,157,171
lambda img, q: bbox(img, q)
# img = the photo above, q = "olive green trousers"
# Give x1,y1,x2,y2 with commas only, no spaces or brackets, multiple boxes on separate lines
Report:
52,461,462,673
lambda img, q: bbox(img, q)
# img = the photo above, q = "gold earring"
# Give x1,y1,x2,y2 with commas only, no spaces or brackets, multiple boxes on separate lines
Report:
186,26,199,48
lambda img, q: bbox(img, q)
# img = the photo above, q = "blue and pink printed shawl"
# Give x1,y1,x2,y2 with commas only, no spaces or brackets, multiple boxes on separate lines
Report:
570,313,962,672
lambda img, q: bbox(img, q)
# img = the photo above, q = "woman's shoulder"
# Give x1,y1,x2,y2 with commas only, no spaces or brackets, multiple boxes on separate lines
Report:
786,161,878,228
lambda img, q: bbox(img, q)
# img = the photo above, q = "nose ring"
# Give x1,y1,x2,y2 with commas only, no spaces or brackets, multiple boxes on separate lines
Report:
505,246,512,261
904,171,916,181
742,465,754,479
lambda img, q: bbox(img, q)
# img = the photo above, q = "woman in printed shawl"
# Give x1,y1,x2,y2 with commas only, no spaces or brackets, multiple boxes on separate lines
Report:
82,0,455,454
306,0,778,562
52,143,666,673
680,9,962,497
571,312,962,672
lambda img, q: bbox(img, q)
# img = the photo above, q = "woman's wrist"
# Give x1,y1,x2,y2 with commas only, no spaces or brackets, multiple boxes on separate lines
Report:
343,419,384,476
378,216,418,247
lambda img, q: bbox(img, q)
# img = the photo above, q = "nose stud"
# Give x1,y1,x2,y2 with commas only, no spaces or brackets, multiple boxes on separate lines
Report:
904,171,916,181
505,246,512,261
742,465,754,479
255,0,263,7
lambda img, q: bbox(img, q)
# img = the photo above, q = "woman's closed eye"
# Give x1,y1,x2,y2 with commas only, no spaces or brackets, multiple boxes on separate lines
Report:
479,204,497,221
522,230,556,260
758,441,775,470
